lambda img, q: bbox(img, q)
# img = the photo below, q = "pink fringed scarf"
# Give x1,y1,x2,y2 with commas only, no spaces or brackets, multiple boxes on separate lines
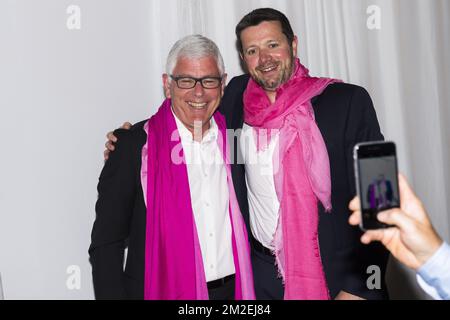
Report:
244,59,340,300
141,99,255,300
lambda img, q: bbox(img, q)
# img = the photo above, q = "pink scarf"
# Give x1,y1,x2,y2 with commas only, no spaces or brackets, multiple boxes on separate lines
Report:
244,59,339,300
141,99,255,300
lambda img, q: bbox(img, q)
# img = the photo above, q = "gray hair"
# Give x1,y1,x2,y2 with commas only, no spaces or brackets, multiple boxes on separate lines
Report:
165,34,225,76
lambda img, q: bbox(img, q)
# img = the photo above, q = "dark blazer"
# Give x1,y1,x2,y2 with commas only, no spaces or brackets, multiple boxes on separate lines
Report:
90,74,389,300
220,74,389,299
89,121,148,299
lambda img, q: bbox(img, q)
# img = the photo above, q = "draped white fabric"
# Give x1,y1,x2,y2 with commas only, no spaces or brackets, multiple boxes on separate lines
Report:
0,0,448,299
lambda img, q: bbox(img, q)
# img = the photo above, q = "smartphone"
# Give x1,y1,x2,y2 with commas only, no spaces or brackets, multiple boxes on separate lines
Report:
353,141,400,230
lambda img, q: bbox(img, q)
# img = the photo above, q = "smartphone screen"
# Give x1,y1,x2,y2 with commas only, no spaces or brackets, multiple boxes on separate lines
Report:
354,141,400,230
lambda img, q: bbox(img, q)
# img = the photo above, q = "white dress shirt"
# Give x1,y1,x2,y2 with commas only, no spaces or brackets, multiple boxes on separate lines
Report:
240,123,280,250
173,110,235,282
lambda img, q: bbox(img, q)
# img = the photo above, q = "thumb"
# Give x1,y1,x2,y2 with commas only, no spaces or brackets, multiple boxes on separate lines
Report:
398,174,415,201
377,208,413,231
398,173,427,222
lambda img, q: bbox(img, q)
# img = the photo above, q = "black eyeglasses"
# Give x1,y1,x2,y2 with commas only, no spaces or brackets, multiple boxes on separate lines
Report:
170,75,223,89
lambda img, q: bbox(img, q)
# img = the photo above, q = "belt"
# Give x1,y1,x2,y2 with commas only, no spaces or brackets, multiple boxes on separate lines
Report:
207,274,235,290
251,237,273,256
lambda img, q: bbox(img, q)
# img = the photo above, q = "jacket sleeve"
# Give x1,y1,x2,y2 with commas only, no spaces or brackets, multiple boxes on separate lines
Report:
89,129,137,299
341,86,390,299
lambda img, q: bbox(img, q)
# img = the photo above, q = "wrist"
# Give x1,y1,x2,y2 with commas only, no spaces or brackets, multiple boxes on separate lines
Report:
415,228,443,268
416,238,444,269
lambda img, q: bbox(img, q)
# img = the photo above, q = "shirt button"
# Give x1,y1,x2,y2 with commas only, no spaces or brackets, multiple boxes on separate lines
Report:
209,233,213,237
210,264,214,269
205,202,210,207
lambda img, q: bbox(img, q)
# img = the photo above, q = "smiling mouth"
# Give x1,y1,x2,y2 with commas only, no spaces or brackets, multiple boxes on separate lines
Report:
187,101,208,110
258,63,279,73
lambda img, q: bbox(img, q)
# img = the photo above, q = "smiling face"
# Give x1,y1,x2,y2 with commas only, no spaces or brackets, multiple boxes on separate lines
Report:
163,56,226,136
240,20,297,98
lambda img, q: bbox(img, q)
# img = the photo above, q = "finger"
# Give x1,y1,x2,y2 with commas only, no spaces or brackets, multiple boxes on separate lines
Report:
103,150,109,161
122,122,132,129
105,141,115,151
361,229,386,244
107,131,118,143
349,196,360,211
348,211,361,226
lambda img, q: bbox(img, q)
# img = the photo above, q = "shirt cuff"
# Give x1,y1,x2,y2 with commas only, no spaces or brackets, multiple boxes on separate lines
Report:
417,242,450,300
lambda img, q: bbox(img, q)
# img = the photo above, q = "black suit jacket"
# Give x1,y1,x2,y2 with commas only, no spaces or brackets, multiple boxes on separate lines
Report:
89,121,148,299
90,74,389,300
220,74,389,299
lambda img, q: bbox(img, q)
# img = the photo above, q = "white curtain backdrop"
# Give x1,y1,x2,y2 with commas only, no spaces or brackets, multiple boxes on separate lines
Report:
0,0,448,299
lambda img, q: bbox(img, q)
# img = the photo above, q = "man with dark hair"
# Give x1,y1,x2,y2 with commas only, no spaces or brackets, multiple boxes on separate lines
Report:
235,8,295,56
104,8,389,300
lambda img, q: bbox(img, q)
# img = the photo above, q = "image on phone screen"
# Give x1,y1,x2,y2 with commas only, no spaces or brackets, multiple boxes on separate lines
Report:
359,156,399,212
355,142,400,230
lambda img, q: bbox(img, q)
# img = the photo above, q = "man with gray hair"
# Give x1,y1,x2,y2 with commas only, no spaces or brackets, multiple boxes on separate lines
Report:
89,35,255,300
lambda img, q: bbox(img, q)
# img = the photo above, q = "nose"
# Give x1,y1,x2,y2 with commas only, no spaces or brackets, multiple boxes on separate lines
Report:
258,48,271,64
193,81,204,97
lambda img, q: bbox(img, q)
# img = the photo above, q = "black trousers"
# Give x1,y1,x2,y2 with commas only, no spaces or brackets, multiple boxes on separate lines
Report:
251,249,284,300
208,276,235,300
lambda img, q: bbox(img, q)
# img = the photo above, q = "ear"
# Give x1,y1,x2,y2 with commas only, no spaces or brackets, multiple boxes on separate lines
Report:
221,73,228,96
292,36,299,57
162,74,171,98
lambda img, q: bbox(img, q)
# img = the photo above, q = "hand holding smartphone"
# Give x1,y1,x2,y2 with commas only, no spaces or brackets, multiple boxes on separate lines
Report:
353,141,400,230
